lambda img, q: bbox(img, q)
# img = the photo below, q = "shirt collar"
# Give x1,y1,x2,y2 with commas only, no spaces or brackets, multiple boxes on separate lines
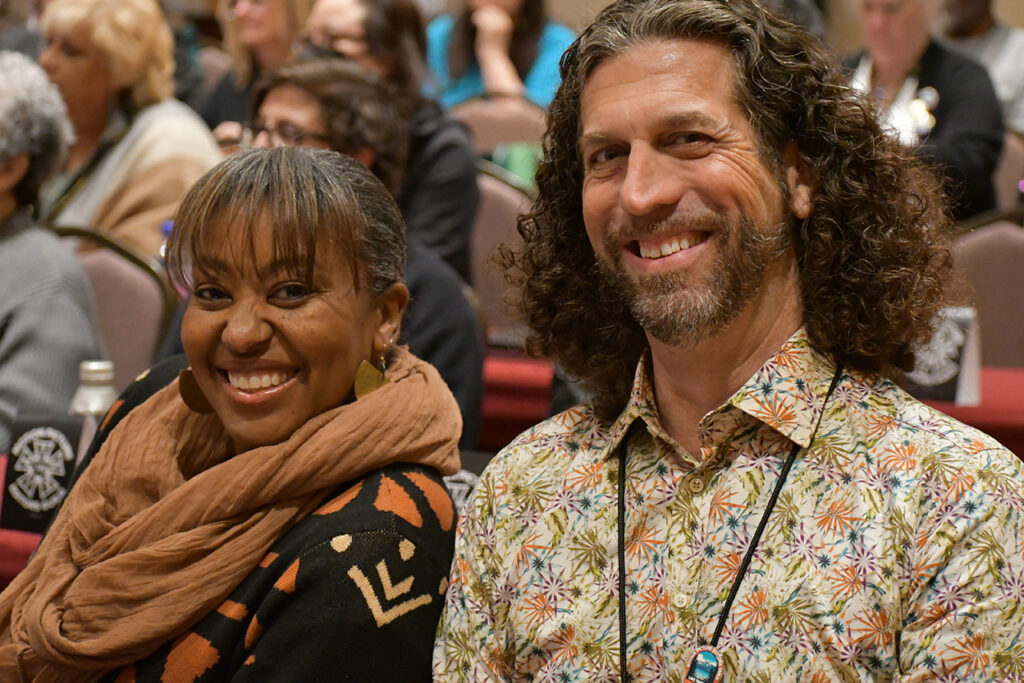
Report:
601,328,839,460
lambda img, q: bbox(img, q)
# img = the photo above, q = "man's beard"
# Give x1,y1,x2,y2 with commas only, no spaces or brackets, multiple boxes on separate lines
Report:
595,212,793,347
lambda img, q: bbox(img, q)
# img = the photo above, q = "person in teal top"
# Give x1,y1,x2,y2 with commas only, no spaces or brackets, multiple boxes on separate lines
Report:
426,0,575,109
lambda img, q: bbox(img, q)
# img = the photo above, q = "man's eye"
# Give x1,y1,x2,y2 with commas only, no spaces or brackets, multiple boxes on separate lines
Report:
586,147,625,168
673,132,713,145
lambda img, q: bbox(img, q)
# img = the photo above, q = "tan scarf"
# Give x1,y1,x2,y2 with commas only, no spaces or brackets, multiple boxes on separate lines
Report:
0,348,461,682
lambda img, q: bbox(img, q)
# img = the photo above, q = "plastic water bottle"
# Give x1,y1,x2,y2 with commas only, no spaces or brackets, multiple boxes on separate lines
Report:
68,360,118,463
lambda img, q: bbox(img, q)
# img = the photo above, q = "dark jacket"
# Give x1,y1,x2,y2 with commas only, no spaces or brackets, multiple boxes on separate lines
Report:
844,40,1004,222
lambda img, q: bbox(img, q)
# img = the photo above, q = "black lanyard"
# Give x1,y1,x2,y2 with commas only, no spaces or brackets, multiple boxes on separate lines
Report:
616,367,843,681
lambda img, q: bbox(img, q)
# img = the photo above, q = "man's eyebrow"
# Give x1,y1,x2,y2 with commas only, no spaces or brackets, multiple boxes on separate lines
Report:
579,111,725,148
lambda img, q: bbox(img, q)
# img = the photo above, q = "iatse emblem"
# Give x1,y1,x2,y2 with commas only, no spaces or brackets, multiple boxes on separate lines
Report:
8,426,75,513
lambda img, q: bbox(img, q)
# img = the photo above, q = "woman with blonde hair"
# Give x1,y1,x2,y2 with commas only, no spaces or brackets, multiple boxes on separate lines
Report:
36,0,221,257
0,147,461,680
202,0,314,145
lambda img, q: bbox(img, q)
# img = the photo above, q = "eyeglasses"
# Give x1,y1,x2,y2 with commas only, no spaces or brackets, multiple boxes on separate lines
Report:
248,121,331,148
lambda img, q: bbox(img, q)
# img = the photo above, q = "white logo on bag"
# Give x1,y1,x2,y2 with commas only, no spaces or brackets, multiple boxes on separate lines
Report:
8,427,75,512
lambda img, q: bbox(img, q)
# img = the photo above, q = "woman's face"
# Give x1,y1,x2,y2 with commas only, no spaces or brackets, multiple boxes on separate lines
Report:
180,217,405,452
468,0,525,18
304,0,388,76
38,20,117,129
231,0,291,51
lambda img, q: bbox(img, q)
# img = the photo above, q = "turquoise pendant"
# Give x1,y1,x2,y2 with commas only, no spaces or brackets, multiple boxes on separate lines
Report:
685,644,723,683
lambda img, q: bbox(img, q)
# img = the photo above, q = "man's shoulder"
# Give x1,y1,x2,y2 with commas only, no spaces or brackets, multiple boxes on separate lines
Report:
480,403,612,485
847,370,1018,468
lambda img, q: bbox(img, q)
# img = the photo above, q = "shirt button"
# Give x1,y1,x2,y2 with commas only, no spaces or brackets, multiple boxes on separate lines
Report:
687,474,707,493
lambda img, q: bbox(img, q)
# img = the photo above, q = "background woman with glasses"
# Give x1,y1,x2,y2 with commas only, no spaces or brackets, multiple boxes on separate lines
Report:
201,0,314,149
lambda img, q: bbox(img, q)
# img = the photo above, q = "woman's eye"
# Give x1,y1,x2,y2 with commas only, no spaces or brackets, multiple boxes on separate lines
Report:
194,285,229,303
271,283,312,302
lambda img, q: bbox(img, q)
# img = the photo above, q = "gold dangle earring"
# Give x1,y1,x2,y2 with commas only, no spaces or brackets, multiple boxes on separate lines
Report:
178,368,214,413
354,345,390,399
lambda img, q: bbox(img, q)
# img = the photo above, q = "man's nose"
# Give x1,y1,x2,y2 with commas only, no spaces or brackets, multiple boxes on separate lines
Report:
618,144,684,220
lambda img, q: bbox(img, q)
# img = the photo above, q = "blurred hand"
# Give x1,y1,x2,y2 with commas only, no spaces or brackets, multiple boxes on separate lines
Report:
472,5,514,54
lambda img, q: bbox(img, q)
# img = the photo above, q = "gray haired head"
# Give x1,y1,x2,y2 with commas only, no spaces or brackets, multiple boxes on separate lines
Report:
0,50,74,207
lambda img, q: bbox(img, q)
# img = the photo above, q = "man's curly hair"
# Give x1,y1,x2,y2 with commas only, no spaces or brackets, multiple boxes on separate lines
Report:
504,0,954,420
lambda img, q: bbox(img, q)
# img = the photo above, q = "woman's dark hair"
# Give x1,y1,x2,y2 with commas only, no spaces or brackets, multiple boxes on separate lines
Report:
253,58,410,195
503,0,954,420
167,147,406,298
448,0,546,83
356,0,429,112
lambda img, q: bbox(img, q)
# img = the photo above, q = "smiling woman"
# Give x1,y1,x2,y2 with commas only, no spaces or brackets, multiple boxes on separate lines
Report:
0,147,463,681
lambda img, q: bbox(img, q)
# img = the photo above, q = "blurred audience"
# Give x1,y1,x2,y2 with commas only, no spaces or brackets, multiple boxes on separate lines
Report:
762,0,827,38
251,58,485,448
305,0,479,281
846,0,1004,222
201,0,313,145
0,50,102,453
36,0,221,257
0,0,41,56
426,0,574,109
936,0,1024,135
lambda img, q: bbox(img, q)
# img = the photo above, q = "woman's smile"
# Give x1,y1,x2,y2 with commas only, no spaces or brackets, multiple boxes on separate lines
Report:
181,216,389,452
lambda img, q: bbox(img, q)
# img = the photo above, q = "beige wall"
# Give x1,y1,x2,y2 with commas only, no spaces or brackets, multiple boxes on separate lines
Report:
543,0,1024,49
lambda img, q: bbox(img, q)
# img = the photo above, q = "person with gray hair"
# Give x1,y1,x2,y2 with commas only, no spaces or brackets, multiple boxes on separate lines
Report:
0,49,102,453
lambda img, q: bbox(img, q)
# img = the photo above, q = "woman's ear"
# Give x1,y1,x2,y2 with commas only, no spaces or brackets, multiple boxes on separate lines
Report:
782,142,816,220
372,282,410,354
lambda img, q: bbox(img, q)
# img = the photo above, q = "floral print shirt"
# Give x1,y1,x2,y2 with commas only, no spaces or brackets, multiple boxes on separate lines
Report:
434,331,1024,682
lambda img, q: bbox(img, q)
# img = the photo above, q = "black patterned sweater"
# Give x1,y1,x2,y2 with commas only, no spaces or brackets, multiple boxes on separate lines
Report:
65,358,457,682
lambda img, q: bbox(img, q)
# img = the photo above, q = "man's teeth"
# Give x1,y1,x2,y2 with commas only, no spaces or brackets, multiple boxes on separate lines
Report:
228,371,291,391
638,236,698,259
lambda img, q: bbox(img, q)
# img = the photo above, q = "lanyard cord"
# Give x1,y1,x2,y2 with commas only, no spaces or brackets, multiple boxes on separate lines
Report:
616,366,843,678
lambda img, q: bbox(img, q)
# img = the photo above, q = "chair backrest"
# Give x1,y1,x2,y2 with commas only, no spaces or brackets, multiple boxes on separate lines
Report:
51,226,176,392
953,221,1024,367
450,97,546,156
994,132,1024,211
470,161,534,347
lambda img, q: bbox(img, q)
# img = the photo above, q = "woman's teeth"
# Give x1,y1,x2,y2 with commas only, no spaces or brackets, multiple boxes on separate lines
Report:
228,372,291,392
637,235,703,259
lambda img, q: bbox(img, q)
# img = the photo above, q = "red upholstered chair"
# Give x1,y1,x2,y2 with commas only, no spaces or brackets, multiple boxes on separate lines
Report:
470,160,535,348
0,454,43,590
468,161,555,451
953,221,1024,367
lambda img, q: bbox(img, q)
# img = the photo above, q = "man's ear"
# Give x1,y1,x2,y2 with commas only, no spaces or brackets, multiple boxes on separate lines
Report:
0,153,29,194
781,142,816,220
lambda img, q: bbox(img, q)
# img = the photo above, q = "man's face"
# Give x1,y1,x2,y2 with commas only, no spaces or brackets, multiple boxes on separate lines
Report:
579,38,803,348
934,0,989,36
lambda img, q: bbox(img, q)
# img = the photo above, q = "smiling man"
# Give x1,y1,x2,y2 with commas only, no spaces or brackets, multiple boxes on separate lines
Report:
433,0,1024,681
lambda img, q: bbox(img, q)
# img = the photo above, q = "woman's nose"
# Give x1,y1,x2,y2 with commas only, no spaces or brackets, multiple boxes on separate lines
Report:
37,45,56,74
221,303,273,354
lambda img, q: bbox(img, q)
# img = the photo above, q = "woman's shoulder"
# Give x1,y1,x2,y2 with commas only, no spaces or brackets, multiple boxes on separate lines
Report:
126,99,222,164
287,464,457,558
